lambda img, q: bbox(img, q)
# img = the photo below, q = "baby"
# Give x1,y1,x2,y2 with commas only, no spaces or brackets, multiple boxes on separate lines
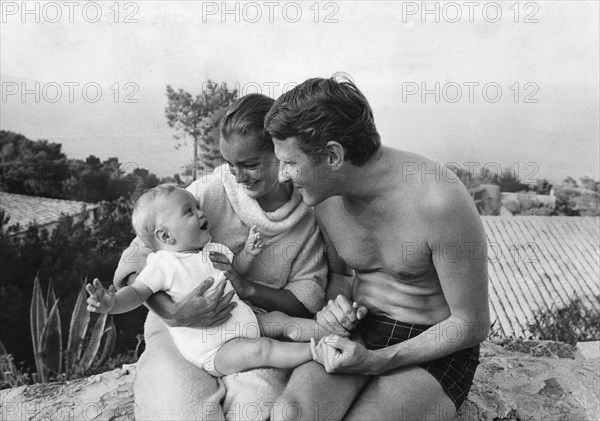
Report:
86,184,365,377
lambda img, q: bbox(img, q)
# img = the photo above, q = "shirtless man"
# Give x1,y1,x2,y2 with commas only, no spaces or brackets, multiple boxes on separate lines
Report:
265,75,490,420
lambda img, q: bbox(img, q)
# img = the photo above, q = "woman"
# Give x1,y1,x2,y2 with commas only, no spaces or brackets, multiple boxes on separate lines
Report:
113,94,328,420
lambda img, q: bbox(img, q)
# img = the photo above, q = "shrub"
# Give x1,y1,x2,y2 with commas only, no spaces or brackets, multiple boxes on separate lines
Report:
528,297,600,346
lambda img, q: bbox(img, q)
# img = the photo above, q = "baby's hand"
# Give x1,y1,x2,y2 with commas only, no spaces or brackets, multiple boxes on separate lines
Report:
86,278,116,313
243,225,264,259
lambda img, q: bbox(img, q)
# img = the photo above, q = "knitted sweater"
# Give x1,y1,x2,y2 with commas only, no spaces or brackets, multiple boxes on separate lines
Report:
187,165,327,313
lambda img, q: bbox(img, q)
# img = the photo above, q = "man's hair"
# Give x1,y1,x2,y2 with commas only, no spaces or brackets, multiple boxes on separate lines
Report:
220,93,275,151
131,184,180,250
264,74,381,166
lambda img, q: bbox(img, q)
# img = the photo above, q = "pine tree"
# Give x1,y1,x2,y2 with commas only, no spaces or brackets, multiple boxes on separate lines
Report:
165,83,238,180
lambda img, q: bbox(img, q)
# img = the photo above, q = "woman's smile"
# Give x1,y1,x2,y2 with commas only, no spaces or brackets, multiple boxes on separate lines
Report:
243,180,260,189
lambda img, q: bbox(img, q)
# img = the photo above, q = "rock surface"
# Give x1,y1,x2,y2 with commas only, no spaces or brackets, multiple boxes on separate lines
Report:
1,341,598,420
1,365,136,420
456,341,599,421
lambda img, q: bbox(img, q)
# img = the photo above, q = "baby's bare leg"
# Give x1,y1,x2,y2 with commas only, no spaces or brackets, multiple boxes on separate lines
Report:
257,311,335,341
214,337,311,376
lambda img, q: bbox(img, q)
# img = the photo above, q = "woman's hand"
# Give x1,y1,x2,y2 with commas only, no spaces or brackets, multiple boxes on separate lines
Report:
310,335,378,375
155,277,237,328
316,295,368,335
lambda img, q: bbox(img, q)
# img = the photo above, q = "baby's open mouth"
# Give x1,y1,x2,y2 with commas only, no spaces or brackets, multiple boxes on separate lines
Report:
200,220,208,230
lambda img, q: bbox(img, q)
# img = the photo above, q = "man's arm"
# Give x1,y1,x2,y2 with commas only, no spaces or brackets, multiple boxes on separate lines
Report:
313,208,361,333
315,206,354,300
314,183,490,375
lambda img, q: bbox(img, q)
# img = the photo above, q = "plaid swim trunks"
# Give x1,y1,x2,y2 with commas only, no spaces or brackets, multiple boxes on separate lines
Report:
360,314,480,410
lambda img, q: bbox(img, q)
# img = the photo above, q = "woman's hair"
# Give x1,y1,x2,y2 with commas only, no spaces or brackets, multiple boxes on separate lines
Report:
219,93,275,151
131,184,180,250
265,73,381,166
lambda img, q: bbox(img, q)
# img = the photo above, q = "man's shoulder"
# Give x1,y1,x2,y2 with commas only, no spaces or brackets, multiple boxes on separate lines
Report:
386,150,469,210
416,172,483,234
389,150,452,182
378,149,479,228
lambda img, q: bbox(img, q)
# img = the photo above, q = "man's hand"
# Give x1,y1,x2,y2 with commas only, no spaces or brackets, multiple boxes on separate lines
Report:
316,295,368,335
222,270,254,300
161,277,237,328
209,251,233,272
310,334,376,375
86,278,116,313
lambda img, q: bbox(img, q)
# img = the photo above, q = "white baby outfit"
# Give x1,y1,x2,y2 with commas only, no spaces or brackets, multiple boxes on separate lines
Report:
136,242,260,376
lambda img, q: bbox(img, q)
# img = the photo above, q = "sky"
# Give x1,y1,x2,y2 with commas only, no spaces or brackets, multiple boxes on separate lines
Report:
1,0,599,183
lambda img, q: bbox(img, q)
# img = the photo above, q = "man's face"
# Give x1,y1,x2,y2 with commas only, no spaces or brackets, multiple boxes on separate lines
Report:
273,137,335,206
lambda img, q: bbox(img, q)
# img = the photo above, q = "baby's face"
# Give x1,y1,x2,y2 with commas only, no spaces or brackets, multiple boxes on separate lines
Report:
158,189,211,252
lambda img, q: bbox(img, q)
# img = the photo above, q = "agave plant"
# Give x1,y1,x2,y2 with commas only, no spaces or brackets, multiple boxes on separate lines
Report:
30,273,116,382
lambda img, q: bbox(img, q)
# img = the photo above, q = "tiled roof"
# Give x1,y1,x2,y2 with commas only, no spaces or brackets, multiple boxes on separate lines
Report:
482,216,600,338
0,192,97,232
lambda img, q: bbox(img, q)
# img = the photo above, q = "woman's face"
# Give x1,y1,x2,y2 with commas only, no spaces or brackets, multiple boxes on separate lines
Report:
220,135,281,199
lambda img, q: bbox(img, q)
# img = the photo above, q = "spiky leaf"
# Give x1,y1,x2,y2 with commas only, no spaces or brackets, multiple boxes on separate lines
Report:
78,313,107,371
66,285,90,372
94,317,117,369
30,273,48,382
45,278,57,313
30,274,47,352
40,300,62,375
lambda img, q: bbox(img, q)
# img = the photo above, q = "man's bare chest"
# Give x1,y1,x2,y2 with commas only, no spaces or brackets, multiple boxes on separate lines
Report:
321,203,433,277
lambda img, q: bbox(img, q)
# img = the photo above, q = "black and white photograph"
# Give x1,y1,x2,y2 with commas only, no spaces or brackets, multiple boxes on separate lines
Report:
1,1,598,420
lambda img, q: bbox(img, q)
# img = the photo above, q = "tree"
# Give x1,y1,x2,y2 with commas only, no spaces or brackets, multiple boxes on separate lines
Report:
0,131,70,198
165,83,238,180
447,165,481,190
533,179,553,195
498,168,529,193
63,156,140,203
480,166,501,186
562,176,578,188
1,132,161,203
554,176,600,216
580,176,599,192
